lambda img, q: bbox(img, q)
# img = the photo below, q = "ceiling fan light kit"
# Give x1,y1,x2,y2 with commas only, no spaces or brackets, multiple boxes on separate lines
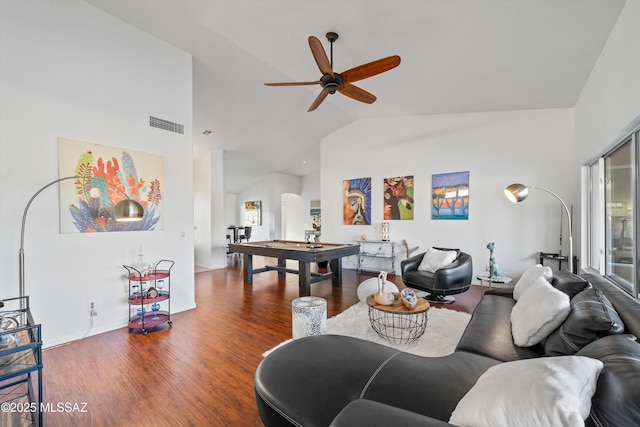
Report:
264,32,400,111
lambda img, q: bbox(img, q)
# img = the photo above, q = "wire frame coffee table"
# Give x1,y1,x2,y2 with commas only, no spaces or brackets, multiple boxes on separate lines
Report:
366,294,430,344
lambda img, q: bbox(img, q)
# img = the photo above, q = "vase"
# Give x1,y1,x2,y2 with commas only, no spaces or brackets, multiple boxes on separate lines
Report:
373,273,394,305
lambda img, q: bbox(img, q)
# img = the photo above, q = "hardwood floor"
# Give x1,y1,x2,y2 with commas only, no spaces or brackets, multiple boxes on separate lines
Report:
41,257,484,426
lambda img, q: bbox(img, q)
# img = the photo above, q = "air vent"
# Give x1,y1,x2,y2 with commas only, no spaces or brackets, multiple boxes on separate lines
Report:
148,116,185,135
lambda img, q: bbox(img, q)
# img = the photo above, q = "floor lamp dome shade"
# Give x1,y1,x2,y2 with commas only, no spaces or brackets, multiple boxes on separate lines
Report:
504,183,529,203
503,182,574,273
114,198,144,221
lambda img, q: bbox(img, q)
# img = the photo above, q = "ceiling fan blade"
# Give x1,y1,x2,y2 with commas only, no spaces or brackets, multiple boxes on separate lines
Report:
308,90,329,112
341,55,401,83
308,36,334,78
264,81,321,86
338,83,377,104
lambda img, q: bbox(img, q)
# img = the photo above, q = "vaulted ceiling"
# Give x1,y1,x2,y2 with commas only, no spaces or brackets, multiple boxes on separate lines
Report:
86,0,626,193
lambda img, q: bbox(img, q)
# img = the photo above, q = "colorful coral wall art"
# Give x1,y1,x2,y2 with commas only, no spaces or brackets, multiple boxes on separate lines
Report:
343,177,371,225
432,171,469,220
58,138,164,233
384,175,414,220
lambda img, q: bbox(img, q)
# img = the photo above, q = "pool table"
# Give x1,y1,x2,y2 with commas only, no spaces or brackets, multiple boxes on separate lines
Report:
228,240,360,296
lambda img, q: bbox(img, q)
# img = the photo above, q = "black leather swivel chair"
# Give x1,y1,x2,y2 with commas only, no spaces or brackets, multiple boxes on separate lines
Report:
401,250,473,303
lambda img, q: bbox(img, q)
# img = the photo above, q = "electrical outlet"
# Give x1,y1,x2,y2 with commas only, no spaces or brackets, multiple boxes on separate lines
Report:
89,301,98,317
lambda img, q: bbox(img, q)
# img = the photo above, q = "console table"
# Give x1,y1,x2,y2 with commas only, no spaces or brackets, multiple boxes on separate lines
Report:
357,240,395,274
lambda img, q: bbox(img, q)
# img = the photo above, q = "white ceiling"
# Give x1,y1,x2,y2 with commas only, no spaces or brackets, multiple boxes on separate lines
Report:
86,0,626,194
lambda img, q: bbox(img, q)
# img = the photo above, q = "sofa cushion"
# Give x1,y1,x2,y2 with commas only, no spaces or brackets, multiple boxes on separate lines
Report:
418,247,458,273
513,264,553,300
545,289,626,356
577,334,640,427
455,292,544,361
511,276,570,347
449,356,603,427
552,269,591,298
363,351,499,423
330,400,453,427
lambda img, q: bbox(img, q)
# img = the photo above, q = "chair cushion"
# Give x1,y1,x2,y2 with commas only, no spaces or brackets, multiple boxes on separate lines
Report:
511,276,570,347
418,247,458,273
432,247,460,261
513,264,553,301
545,288,626,356
449,356,603,427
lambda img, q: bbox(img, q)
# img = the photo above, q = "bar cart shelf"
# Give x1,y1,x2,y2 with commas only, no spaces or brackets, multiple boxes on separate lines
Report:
123,260,174,335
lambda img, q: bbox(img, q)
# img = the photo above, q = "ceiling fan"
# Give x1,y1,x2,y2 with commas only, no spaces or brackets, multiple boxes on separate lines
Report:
264,32,401,112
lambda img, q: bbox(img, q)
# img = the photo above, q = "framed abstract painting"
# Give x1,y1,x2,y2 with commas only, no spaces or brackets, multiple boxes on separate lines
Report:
432,171,469,220
343,177,371,225
245,201,262,226
384,175,414,220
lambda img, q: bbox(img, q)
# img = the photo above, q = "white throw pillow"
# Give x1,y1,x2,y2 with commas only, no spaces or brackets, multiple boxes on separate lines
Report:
511,276,570,346
449,356,604,427
513,264,553,301
418,247,458,273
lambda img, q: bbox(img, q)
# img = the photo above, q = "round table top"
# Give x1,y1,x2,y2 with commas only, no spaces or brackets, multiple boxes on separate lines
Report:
366,293,430,314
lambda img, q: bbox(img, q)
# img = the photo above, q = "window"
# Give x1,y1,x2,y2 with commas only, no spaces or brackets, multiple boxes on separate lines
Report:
586,124,640,298
604,139,634,290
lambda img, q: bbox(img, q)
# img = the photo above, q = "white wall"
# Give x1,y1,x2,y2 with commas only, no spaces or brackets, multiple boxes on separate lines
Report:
0,1,195,347
575,1,640,164
237,173,302,241
194,146,226,270
280,171,322,241
302,170,321,202
574,0,640,269
224,193,238,228
320,109,576,279
281,193,305,241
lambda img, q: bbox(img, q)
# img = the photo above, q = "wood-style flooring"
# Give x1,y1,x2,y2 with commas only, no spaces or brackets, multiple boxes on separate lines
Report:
41,256,484,426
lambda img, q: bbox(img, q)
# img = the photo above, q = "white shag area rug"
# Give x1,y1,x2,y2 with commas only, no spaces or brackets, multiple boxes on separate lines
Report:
263,302,471,357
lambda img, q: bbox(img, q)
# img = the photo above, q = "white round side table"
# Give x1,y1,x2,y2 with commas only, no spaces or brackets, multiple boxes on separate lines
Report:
291,296,327,339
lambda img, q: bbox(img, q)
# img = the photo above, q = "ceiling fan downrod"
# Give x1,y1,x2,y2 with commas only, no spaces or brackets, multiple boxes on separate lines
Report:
326,32,338,69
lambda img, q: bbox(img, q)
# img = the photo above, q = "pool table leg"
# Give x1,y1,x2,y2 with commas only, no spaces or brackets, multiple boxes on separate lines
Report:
298,261,312,296
330,258,342,287
277,257,286,280
244,253,253,284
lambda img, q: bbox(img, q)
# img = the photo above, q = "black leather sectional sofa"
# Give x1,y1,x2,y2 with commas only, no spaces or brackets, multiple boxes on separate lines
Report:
254,270,640,426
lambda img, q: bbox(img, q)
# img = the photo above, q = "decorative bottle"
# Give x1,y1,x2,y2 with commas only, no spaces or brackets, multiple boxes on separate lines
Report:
373,272,395,305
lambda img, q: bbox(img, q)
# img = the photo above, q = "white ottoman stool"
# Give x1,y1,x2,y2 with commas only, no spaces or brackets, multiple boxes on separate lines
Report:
292,296,327,339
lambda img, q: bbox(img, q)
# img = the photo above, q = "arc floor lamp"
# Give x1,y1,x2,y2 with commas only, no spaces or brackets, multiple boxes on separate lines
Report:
504,183,574,273
19,176,144,307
